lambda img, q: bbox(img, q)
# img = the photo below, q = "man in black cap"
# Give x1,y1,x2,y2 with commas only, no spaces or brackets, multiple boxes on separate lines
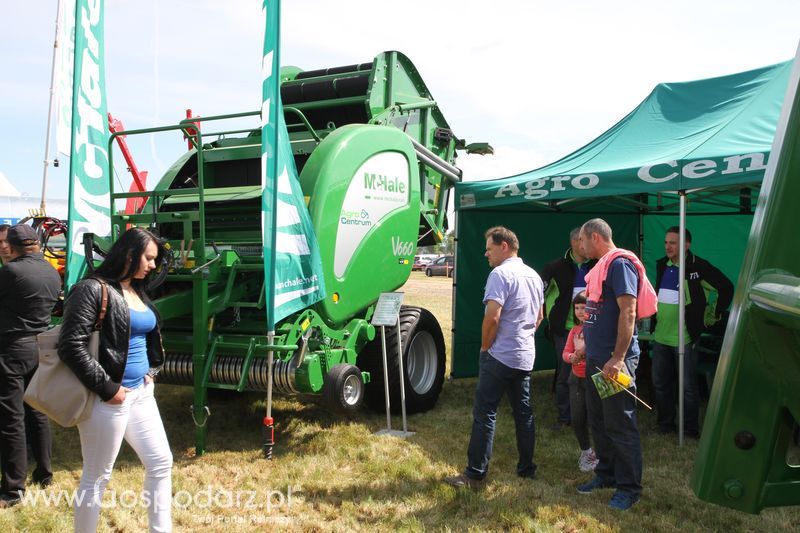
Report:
0,224,61,507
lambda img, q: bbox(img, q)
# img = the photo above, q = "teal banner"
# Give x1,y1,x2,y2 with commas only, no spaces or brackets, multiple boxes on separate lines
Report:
261,0,325,326
66,0,110,289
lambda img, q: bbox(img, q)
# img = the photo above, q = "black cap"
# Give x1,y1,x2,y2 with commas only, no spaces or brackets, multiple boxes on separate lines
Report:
7,224,38,246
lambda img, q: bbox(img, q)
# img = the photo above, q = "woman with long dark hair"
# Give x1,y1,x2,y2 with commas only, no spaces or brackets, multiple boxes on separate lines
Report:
59,227,172,532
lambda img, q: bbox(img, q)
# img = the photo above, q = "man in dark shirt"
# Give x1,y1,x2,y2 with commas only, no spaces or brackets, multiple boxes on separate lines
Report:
575,218,643,511
0,224,61,507
651,227,733,438
541,228,597,429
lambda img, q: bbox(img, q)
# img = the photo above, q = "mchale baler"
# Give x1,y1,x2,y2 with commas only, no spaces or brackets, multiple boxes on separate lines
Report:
92,52,487,454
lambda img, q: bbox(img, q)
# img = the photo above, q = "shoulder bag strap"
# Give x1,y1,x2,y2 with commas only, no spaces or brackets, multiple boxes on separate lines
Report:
93,280,108,331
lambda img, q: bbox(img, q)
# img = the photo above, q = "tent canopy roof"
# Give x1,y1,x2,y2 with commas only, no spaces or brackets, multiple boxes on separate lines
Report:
456,61,790,212
0,172,20,197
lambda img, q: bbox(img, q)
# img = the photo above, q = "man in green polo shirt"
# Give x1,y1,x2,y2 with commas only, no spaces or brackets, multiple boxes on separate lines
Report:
651,226,733,438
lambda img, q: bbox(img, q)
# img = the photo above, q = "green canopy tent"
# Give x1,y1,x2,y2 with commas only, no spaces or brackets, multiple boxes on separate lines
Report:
451,60,791,436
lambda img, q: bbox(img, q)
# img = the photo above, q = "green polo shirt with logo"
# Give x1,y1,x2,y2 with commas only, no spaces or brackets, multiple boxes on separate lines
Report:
654,260,691,347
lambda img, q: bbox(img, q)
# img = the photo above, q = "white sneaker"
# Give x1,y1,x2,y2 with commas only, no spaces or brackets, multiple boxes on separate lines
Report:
579,449,599,472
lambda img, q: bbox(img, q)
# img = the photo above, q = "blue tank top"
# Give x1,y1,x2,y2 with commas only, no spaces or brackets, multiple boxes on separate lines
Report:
121,307,157,388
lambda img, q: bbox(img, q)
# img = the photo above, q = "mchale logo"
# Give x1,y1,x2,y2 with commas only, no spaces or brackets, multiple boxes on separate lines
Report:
363,173,406,194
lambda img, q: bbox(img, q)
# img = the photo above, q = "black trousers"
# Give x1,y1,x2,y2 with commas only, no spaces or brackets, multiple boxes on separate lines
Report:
553,332,571,423
0,336,52,496
568,372,591,450
586,355,643,497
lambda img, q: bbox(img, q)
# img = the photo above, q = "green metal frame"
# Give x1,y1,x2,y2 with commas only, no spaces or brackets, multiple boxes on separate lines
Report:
107,111,266,453
691,58,800,513
98,52,468,455
104,110,384,454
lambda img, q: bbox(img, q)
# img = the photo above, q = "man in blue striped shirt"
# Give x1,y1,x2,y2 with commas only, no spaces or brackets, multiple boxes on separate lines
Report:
446,226,544,488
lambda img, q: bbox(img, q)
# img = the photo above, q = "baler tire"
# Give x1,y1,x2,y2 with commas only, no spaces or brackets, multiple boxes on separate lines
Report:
323,364,365,415
360,306,446,414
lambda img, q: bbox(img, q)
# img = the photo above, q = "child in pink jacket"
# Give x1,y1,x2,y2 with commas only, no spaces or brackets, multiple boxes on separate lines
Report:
562,291,599,472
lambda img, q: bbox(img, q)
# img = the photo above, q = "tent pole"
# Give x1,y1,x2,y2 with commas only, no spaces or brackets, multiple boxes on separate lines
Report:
40,0,63,211
638,211,644,259
678,191,687,447
449,208,458,378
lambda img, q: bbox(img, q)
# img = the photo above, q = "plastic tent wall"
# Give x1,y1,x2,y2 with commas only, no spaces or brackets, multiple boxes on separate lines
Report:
451,62,790,378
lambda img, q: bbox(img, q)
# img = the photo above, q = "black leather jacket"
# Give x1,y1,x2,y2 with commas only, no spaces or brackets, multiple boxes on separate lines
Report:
58,277,164,401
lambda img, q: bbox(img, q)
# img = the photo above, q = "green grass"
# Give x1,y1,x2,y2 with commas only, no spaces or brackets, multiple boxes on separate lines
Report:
3,272,799,531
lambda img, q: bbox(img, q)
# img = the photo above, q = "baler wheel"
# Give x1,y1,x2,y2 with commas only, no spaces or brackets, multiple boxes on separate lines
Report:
323,364,365,414
361,306,446,414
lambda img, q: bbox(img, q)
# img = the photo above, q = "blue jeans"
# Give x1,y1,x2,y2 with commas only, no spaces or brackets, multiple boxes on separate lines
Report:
586,355,642,497
465,351,536,479
651,341,699,434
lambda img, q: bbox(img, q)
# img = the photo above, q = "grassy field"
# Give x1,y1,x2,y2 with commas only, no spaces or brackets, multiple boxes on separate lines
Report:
3,272,799,531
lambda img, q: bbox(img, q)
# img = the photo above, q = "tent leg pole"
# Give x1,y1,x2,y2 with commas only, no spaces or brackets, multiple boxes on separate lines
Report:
638,211,644,259
450,209,459,379
263,331,275,460
678,192,686,447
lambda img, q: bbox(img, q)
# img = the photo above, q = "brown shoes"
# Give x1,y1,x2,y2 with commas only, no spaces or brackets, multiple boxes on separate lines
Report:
444,473,485,489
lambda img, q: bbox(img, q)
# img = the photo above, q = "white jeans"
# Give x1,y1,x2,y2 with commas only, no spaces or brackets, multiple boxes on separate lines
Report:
75,380,173,533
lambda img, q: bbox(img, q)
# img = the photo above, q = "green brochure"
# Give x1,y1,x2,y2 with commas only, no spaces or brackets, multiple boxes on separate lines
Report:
590,367,632,399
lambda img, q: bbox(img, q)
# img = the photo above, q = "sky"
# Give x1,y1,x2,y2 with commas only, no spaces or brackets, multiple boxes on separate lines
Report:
0,0,798,207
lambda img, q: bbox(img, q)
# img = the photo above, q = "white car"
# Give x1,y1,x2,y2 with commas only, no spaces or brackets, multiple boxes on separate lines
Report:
412,254,437,271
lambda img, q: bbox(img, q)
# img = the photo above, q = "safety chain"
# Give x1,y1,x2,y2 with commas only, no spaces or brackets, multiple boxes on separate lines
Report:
189,405,211,428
